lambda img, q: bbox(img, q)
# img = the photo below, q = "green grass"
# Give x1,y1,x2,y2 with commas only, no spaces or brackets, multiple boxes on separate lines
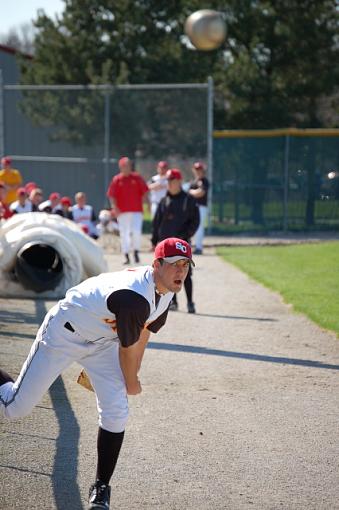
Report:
217,242,339,336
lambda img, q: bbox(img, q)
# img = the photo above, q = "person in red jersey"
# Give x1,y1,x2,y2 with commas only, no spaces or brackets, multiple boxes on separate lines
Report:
106,157,149,265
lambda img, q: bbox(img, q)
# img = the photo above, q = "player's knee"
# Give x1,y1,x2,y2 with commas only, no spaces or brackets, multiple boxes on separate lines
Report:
0,384,36,420
99,409,129,433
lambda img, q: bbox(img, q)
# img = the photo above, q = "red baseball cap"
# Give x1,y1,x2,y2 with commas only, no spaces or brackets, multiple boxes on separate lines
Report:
193,161,205,170
60,196,72,206
166,168,182,181
25,182,38,193
158,161,168,169
1,156,12,166
49,192,60,201
154,238,195,266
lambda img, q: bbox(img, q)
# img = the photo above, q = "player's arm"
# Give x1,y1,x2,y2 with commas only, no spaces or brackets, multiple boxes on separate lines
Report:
135,328,151,371
119,344,142,395
189,187,205,199
189,180,206,199
107,290,150,395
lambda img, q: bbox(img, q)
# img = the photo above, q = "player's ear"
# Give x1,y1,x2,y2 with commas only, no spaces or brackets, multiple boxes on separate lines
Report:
152,258,163,269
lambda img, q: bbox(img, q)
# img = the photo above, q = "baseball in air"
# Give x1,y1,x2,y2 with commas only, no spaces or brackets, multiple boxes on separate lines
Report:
184,10,226,51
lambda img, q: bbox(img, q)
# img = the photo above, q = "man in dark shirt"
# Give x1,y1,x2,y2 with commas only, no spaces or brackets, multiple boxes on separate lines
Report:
189,161,210,255
0,237,195,510
152,168,200,313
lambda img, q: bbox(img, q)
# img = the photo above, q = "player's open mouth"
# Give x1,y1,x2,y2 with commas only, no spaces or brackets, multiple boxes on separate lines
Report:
174,279,182,285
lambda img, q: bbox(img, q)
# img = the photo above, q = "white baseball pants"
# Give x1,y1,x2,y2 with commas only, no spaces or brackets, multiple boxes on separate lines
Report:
117,212,143,254
194,205,208,251
150,202,159,219
0,304,128,433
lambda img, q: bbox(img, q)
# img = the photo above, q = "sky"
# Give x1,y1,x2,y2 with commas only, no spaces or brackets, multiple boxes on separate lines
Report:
1,0,65,31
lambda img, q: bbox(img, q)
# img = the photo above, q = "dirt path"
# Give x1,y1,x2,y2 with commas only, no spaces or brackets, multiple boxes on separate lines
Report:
1,243,338,509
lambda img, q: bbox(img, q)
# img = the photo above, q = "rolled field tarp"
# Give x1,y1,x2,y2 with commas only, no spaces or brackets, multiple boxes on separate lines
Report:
0,212,108,298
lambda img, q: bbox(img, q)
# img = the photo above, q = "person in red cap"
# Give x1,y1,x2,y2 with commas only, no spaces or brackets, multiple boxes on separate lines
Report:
0,181,13,220
53,196,73,218
9,187,34,214
106,156,149,264
152,168,200,313
25,182,38,195
0,236,191,510
38,192,61,213
188,161,210,255
148,160,169,218
0,156,23,205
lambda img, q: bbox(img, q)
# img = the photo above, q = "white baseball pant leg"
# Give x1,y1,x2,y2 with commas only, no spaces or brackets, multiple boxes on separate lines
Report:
0,306,129,433
117,212,133,254
0,305,77,419
131,212,143,251
194,205,208,251
151,202,159,219
81,342,128,433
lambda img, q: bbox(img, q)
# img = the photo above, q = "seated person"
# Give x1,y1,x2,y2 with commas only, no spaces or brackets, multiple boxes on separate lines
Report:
53,196,73,218
29,188,44,211
69,192,98,239
38,192,61,213
9,188,33,214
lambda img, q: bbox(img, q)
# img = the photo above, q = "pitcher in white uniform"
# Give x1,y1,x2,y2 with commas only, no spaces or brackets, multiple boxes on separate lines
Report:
0,237,195,510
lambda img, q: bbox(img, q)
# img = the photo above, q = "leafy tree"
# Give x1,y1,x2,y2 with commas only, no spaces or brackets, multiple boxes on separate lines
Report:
17,0,339,224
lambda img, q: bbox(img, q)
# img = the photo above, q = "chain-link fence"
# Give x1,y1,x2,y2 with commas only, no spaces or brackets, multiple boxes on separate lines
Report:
1,81,212,213
214,129,339,230
2,78,338,231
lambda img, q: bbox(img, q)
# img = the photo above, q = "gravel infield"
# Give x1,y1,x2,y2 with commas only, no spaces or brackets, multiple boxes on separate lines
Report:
0,234,338,510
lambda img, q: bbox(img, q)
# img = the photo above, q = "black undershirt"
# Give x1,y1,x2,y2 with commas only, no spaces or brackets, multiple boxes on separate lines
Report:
106,289,169,347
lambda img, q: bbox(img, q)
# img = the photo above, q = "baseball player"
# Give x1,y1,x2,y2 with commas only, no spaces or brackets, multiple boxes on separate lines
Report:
152,168,200,314
0,237,194,510
106,157,149,265
188,162,210,255
148,160,169,218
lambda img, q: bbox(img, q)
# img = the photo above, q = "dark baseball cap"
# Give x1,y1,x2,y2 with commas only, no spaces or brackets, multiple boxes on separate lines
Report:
154,237,195,266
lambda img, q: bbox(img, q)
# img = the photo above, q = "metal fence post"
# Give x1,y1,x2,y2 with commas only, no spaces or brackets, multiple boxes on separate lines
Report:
207,76,214,233
283,133,290,231
0,70,4,157
104,88,111,203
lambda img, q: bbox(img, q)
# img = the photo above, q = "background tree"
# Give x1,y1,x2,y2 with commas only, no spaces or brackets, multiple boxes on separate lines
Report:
0,23,36,55
17,0,339,224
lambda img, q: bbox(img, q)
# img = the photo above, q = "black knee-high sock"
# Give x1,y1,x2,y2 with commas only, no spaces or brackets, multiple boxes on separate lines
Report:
0,369,14,386
96,427,125,485
184,272,193,303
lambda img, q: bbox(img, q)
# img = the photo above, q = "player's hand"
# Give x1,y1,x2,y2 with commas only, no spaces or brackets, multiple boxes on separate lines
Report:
126,380,142,395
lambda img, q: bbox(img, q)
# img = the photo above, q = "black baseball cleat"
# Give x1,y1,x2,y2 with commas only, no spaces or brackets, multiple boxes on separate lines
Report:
0,368,14,386
169,300,178,311
134,250,140,263
187,302,196,314
123,254,130,265
88,481,111,509
194,248,203,255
